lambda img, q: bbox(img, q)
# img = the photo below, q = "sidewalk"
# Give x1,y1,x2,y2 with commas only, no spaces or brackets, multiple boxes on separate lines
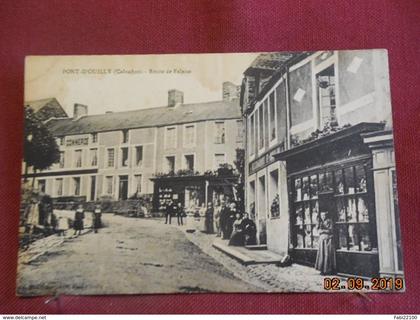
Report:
180,225,328,292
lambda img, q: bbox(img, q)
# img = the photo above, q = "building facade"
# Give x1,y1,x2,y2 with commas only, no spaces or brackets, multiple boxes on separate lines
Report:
241,50,403,278
25,83,244,211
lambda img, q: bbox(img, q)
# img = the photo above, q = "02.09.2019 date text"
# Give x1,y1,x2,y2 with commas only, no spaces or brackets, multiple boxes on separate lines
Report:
323,277,404,291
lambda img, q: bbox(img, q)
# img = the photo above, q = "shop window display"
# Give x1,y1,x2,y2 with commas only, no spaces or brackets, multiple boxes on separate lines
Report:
290,160,376,252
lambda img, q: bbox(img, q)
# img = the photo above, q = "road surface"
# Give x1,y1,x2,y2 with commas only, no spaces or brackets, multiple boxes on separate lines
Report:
17,214,259,296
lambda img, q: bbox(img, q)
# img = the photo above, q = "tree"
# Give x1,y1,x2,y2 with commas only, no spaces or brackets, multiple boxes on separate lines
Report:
23,106,60,186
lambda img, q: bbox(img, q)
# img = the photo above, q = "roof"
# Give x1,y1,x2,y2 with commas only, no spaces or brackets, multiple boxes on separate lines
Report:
244,52,302,75
46,99,241,136
25,97,69,121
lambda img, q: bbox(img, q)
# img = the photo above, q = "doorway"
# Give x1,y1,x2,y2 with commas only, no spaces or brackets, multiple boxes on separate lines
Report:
119,175,129,200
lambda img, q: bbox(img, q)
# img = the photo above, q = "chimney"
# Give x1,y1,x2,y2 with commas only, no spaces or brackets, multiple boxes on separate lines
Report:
222,81,240,101
73,103,88,119
168,89,184,107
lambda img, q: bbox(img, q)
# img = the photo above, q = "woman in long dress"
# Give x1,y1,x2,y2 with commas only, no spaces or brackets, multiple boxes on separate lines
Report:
228,213,245,246
315,211,336,275
73,204,85,236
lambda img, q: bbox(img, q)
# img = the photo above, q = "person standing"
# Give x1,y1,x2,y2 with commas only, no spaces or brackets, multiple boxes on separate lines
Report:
225,202,237,240
165,200,173,224
92,203,102,233
205,202,214,234
176,202,184,226
73,204,85,236
214,200,222,237
315,211,336,275
228,212,245,246
219,200,229,239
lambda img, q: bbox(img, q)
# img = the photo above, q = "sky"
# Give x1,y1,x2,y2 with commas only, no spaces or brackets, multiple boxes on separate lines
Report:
25,53,259,116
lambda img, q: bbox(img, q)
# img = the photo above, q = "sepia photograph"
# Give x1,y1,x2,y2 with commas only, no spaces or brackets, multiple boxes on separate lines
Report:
17,50,404,296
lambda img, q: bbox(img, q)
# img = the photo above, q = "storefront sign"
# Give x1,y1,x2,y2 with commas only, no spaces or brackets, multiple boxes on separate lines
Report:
66,136,89,146
249,144,285,174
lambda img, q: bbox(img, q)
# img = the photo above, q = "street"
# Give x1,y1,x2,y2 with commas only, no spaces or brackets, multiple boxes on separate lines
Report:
17,214,260,296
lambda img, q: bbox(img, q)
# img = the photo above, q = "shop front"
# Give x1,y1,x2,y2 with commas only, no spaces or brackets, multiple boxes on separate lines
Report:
274,122,386,277
151,174,238,213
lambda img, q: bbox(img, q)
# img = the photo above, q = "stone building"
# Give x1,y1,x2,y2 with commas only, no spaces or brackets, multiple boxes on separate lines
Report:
24,82,243,212
241,50,403,278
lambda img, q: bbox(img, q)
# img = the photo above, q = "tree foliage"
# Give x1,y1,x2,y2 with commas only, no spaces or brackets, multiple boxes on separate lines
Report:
23,106,60,172
233,148,245,212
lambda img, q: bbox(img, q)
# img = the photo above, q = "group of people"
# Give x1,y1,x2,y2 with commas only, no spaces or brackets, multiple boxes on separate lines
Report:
164,200,185,226
214,200,257,247
70,203,103,236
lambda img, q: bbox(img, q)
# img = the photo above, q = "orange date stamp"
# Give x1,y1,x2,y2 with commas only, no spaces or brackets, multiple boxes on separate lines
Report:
323,277,405,291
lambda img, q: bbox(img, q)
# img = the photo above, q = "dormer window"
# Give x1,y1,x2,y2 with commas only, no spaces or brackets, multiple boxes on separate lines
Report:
91,133,98,143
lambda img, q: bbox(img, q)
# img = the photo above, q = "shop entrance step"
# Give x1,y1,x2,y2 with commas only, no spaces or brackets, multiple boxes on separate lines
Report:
212,238,283,265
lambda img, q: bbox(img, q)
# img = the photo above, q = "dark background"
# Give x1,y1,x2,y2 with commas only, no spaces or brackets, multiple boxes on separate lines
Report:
0,0,419,314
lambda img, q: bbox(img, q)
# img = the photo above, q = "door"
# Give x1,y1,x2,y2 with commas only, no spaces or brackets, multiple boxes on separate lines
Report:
90,176,96,201
119,175,128,200
257,175,267,244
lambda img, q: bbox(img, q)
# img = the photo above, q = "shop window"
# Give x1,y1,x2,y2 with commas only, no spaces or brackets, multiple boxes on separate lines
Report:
90,148,97,166
121,147,129,167
73,177,80,196
316,65,337,128
107,148,115,167
59,151,65,168
55,178,63,196
135,146,143,167
184,154,194,171
290,161,376,252
74,149,82,168
214,121,225,144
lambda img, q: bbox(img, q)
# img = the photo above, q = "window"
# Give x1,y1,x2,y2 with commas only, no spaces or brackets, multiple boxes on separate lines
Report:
59,137,65,145
249,114,255,156
236,120,243,143
107,148,115,167
73,177,81,196
316,64,337,128
134,174,142,194
55,178,63,196
59,151,65,168
165,127,177,149
214,153,225,169
290,161,376,252
183,125,195,147
184,154,194,171
165,156,175,173
74,149,82,168
263,99,269,146
135,146,143,167
91,133,98,143
391,169,403,271
90,148,97,166
37,179,46,193
258,106,264,150
269,169,280,218
121,147,129,167
214,121,225,144
269,92,276,141
122,130,129,143
106,176,113,195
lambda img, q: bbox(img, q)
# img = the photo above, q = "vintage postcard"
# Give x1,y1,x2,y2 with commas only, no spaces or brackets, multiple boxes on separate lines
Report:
17,50,404,296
